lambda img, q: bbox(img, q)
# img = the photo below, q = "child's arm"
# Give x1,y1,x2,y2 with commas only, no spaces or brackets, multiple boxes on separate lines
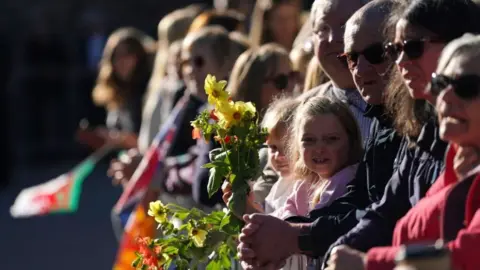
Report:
221,181,264,216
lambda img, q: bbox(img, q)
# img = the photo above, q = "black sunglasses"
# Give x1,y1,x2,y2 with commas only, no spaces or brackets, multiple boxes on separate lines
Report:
181,56,205,69
265,71,298,90
337,43,386,69
429,73,480,100
385,38,442,62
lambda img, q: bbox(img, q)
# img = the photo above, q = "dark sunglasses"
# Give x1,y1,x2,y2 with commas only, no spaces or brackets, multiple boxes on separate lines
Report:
337,43,386,69
385,38,442,62
265,71,298,90
429,73,480,100
181,56,205,69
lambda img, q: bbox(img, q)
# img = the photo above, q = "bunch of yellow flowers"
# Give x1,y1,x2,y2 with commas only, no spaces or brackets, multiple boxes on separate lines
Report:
133,74,268,270
203,74,256,129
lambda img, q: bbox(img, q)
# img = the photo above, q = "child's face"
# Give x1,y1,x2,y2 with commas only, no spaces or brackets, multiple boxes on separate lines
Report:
181,43,223,100
267,131,291,178
299,113,350,178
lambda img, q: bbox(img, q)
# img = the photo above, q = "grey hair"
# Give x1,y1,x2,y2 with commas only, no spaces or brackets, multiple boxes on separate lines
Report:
311,0,372,32
436,33,480,74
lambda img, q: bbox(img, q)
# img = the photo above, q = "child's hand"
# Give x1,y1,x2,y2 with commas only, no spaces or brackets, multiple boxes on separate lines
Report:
221,181,263,215
221,180,233,205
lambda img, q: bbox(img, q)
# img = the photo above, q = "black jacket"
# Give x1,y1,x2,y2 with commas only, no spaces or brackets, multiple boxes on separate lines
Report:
287,106,404,257
321,119,448,268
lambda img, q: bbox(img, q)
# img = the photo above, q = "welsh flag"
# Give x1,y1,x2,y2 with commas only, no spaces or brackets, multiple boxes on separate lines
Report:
10,145,113,218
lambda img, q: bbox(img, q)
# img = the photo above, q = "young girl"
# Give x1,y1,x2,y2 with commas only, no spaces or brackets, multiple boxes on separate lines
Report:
92,27,155,134
267,96,361,270
261,97,301,214
278,96,362,219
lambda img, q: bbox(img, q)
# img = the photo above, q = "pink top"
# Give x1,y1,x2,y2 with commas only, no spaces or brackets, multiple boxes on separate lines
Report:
275,164,358,219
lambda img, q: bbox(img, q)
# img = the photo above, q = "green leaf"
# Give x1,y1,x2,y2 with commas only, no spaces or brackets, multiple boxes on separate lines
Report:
228,190,247,218
202,162,215,169
220,251,232,269
173,211,190,220
163,246,179,255
131,257,141,267
220,212,244,235
207,167,227,198
203,210,225,224
206,259,221,270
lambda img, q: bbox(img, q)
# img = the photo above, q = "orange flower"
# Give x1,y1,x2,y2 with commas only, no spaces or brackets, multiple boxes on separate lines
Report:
136,237,159,269
192,127,201,139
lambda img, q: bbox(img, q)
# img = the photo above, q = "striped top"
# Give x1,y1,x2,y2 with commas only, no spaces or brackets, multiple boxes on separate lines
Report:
329,87,372,145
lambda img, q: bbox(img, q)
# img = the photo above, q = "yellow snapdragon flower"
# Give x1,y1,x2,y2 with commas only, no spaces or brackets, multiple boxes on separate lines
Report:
147,201,168,224
189,228,208,248
204,75,229,105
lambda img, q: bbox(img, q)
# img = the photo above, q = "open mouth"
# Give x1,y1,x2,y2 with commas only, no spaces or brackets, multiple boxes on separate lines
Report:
312,157,329,164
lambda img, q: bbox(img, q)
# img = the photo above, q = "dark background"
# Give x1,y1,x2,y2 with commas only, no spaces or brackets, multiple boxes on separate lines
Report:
0,0,314,269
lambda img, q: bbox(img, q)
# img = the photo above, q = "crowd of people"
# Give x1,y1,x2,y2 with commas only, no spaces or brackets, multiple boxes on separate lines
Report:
85,0,480,269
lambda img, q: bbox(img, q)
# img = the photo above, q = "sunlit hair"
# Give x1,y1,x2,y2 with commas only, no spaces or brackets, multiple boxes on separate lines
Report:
182,26,243,73
262,95,300,142
303,57,330,92
229,31,252,56
290,37,314,95
436,33,480,77
92,27,154,110
289,96,363,206
147,6,202,98
188,9,246,33
227,43,291,114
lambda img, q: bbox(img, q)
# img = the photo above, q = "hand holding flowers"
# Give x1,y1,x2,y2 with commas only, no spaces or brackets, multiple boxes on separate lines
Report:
133,75,268,270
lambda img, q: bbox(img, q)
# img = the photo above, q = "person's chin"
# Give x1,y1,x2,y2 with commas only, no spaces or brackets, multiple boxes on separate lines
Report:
440,120,469,142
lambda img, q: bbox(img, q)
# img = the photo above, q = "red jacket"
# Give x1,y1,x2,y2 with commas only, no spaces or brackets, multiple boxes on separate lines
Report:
366,145,480,270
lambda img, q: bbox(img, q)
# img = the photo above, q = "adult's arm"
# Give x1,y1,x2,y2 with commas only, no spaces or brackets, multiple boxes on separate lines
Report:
328,152,413,254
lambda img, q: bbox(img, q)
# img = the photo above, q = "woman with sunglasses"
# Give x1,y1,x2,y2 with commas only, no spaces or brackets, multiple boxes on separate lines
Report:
328,32,480,270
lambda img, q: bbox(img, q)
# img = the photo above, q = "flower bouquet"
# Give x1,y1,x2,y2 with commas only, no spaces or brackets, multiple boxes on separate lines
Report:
133,75,268,270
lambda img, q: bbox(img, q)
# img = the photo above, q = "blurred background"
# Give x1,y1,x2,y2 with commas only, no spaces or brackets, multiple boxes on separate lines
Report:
0,0,313,269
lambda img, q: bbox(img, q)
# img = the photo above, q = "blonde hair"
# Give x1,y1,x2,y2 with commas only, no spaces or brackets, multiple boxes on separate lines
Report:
262,95,300,140
227,43,291,114
182,26,243,72
188,9,246,33
229,31,252,56
289,97,363,206
147,7,202,97
290,40,314,76
303,57,330,92
92,27,155,110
